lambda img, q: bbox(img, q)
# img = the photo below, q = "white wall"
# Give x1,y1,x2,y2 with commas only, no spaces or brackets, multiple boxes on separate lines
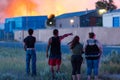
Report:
14,30,23,41
103,14,113,27
14,27,120,45
103,12,120,27
56,16,80,28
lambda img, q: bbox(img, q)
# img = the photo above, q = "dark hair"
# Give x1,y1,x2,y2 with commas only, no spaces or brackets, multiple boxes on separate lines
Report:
70,36,80,49
89,32,95,38
28,29,33,35
53,29,58,36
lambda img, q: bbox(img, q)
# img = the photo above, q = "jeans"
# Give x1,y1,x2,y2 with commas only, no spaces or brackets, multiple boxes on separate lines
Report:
26,50,36,75
86,59,99,76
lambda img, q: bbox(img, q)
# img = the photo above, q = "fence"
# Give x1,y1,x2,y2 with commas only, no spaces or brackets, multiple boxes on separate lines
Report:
14,27,120,45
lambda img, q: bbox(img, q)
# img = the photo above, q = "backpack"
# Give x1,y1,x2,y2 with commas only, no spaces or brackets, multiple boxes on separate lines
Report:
85,40,100,56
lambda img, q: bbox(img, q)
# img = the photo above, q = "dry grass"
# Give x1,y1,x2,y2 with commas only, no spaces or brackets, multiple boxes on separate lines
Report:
0,47,120,80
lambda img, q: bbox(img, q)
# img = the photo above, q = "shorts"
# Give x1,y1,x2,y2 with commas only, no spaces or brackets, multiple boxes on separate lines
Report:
48,58,61,66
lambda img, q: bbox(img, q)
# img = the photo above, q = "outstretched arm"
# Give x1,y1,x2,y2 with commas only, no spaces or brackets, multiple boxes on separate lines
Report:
60,33,73,40
67,41,72,45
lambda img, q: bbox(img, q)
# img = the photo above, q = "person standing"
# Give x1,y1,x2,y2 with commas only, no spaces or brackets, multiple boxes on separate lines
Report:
46,29,72,78
68,36,83,80
23,29,36,76
84,32,102,80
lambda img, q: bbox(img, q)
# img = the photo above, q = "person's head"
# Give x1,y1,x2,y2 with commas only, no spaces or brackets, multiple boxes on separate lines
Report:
73,36,79,43
89,32,95,39
28,28,33,35
70,35,80,49
53,29,59,36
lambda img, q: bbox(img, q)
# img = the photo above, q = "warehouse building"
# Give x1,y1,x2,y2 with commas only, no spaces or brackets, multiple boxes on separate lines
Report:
4,16,47,32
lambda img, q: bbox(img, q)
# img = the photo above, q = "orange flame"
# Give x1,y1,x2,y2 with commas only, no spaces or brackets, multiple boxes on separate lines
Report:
5,0,40,17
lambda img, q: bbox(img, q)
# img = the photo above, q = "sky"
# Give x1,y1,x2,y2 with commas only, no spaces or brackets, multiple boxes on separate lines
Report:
0,0,120,23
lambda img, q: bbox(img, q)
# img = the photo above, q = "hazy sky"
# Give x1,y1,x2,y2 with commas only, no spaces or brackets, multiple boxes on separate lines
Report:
0,0,120,22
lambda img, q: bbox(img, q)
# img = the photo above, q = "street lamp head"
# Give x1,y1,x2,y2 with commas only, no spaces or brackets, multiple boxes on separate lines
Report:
70,19,74,24
98,9,107,15
49,21,53,24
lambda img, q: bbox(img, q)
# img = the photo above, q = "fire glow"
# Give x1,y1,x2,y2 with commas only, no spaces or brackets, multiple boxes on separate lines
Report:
5,0,39,17
0,0,120,23
2,0,64,19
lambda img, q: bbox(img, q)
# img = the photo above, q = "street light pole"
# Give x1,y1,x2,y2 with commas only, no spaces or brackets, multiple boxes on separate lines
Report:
91,26,93,32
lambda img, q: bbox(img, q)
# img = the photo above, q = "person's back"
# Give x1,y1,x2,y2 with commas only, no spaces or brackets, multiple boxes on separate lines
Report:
50,36,61,56
24,36,36,48
84,32,102,80
71,43,83,55
68,36,83,80
23,29,36,76
85,39,100,60
46,29,72,79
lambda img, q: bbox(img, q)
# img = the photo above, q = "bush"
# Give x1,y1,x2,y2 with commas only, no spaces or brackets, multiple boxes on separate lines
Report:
101,50,120,74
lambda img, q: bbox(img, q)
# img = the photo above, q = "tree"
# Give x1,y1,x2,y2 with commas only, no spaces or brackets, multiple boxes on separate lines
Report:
96,0,117,12
96,1,106,9
107,0,117,11
46,14,56,27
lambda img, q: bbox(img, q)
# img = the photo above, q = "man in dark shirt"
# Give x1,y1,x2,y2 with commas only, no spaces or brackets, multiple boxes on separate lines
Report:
23,29,36,76
46,29,72,78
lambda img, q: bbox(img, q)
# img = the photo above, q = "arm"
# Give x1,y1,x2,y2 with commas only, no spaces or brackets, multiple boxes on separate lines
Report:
46,38,52,58
97,41,103,54
60,33,73,40
67,41,72,45
34,37,36,43
23,43,27,51
23,38,27,51
81,44,84,54
83,40,87,52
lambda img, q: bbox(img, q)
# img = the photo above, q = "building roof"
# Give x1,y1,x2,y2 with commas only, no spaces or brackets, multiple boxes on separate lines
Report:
111,9,120,12
106,8,120,13
5,15,47,20
56,10,95,19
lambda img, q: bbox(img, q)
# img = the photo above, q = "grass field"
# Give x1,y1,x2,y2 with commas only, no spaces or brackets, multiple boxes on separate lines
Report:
0,47,120,80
